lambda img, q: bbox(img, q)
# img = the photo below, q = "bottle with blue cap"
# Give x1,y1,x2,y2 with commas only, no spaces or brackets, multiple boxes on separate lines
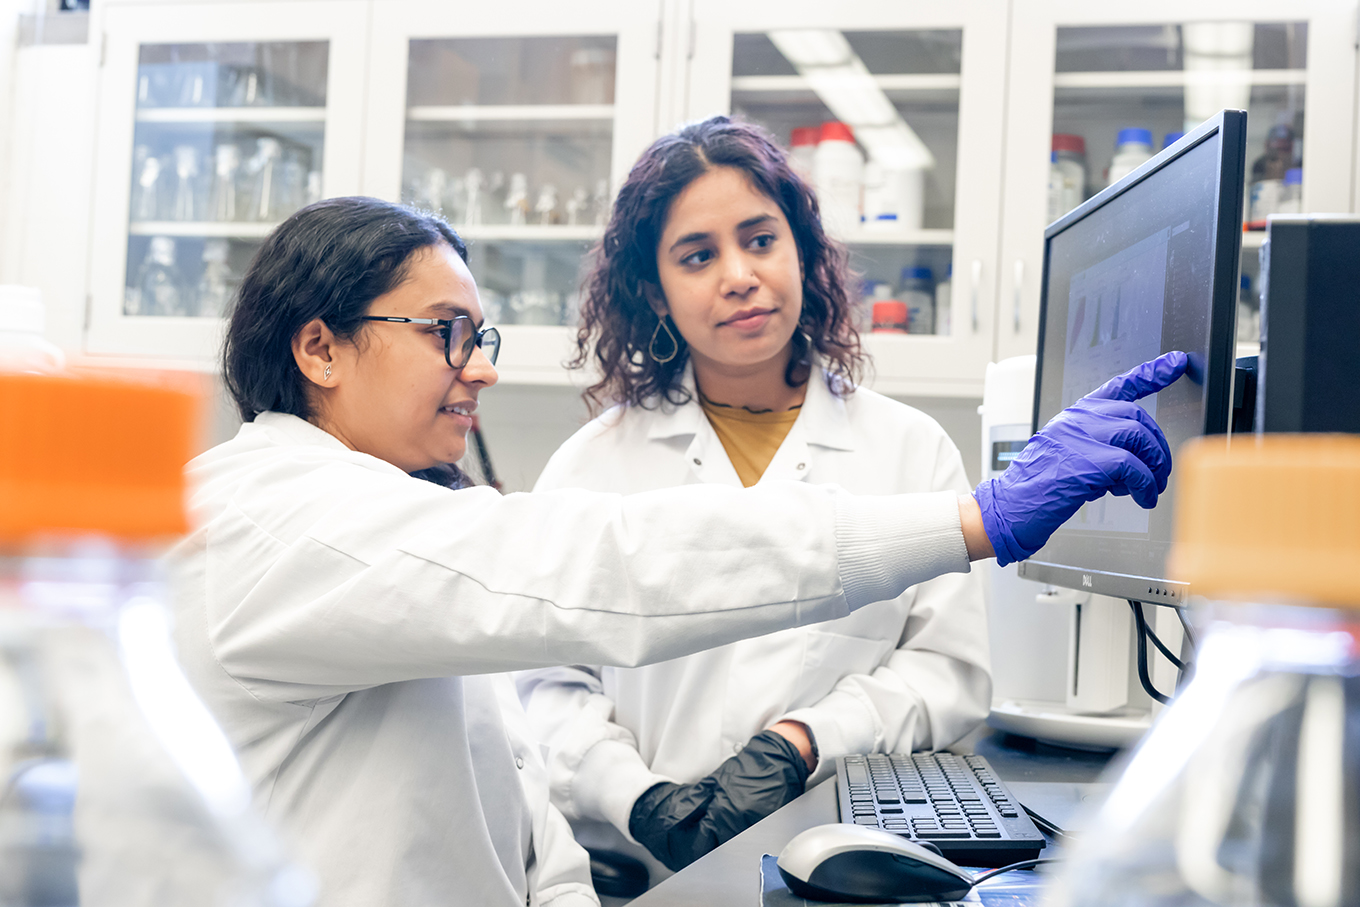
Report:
1107,128,1153,187
896,266,935,334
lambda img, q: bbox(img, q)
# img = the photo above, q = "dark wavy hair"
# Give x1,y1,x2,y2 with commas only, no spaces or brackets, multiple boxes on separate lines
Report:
573,116,865,414
222,196,473,488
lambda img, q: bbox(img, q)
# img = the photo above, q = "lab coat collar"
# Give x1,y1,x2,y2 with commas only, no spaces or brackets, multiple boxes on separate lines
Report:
249,412,411,477
641,359,856,453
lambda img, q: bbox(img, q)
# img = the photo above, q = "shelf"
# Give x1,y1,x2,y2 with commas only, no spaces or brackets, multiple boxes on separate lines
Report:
456,225,603,242
838,228,953,247
406,104,615,122
730,74,962,93
129,221,278,238
1053,69,1306,90
135,106,327,123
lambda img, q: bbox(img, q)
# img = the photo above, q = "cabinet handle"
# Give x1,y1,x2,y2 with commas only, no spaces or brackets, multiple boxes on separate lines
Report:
1012,259,1024,333
969,259,983,333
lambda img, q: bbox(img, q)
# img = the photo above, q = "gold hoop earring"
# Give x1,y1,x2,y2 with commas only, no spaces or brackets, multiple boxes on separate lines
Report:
649,316,679,364
323,364,332,381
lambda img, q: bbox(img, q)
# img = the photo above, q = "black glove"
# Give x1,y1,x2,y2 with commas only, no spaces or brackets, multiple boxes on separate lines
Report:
627,730,811,871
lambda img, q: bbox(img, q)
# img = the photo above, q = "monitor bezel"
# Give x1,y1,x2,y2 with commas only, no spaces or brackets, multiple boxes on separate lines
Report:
1016,109,1246,605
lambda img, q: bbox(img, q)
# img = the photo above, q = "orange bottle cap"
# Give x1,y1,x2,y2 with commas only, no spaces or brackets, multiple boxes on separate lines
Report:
1170,434,1360,608
0,373,196,541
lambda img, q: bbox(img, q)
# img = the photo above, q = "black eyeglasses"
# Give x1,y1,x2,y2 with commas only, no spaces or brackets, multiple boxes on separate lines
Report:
360,315,501,369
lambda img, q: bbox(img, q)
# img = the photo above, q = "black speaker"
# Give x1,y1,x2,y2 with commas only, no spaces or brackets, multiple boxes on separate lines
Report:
1256,216,1360,434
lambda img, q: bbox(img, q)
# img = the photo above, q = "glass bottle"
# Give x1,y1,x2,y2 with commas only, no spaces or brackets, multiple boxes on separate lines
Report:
245,138,283,222
1107,128,1153,187
195,239,235,319
210,144,241,222
1050,435,1360,907
505,173,528,227
134,237,185,317
171,145,200,222
534,183,559,225
0,371,316,907
131,148,163,222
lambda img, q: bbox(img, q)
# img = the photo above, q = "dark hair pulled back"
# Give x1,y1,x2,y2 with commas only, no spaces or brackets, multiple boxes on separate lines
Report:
222,196,465,422
573,115,865,414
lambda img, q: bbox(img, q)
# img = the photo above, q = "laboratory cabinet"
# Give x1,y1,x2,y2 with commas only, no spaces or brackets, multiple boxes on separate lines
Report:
77,0,1359,395
997,0,1358,365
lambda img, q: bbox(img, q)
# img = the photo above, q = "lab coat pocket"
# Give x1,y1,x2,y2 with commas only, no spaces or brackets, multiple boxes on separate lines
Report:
794,630,894,708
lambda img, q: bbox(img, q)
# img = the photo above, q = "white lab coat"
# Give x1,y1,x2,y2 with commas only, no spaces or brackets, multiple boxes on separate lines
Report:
170,411,971,907
517,367,990,877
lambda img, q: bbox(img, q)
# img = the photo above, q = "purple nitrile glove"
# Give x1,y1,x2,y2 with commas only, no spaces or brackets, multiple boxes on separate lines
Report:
974,351,1190,567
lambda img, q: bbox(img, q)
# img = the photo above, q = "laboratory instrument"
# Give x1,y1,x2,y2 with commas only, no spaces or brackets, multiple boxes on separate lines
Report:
1255,216,1360,434
777,824,974,904
1051,434,1360,907
834,753,1045,866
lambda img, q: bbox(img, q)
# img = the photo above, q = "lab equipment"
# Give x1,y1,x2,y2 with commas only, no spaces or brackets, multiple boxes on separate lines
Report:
1162,131,1185,150
871,298,908,334
131,147,162,221
171,145,201,221
132,236,186,317
1051,435,1360,907
834,753,1045,867
897,267,933,334
934,264,952,335
1048,134,1086,221
628,730,809,872
565,185,589,225
1017,109,1246,606
0,286,63,373
1255,216,1360,434
0,372,313,907
813,121,863,236
210,143,241,221
196,239,236,318
981,356,1158,751
976,351,1187,568
590,178,611,226
245,137,283,222
505,173,529,226
777,824,974,904
534,183,559,225
788,126,817,181
1106,127,1153,187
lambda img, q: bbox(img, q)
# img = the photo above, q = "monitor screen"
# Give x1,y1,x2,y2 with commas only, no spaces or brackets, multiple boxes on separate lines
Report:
1017,111,1245,605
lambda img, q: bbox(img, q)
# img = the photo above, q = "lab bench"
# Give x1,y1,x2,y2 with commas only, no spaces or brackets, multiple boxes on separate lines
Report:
626,727,1114,907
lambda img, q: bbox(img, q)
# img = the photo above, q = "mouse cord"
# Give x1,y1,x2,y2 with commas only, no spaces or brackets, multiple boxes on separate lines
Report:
970,858,1063,886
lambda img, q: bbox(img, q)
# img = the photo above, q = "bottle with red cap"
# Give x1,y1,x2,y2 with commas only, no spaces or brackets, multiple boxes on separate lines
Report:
812,121,864,237
1047,134,1087,222
788,127,818,182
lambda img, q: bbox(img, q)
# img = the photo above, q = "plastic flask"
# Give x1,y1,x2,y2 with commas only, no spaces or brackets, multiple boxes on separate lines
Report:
1106,128,1153,187
813,121,864,237
897,266,935,335
195,239,235,319
789,127,818,182
0,287,63,374
1050,435,1360,907
0,371,315,907
1049,134,1087,221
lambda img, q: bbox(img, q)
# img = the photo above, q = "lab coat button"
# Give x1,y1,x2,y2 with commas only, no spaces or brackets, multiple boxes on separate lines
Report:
797,462,806,470
733,742,742,754
515,756,525,770
692,457,702,466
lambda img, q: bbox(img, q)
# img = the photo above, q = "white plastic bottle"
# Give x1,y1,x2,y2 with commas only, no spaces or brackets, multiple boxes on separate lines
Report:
788,127,818,182
1048,134,1087,221
1106,128,1153,187
813,121,864,238
0,286,64,374
934,264,952,336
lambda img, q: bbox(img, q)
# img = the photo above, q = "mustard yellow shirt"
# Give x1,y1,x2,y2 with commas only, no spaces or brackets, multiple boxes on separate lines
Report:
699,396,802,488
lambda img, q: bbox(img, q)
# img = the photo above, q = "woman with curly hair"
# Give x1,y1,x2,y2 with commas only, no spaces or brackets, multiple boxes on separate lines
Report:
517,116,993,883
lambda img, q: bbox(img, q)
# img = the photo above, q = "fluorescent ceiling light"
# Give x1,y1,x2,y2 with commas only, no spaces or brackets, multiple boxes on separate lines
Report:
769,28,935,170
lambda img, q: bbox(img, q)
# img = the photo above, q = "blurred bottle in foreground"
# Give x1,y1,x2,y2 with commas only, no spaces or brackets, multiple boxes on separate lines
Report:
0,371,314,907
0,287,63,374
1050,435,1360,907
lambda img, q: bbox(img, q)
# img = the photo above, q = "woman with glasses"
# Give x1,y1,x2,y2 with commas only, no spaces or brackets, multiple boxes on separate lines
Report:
176,194,1184,907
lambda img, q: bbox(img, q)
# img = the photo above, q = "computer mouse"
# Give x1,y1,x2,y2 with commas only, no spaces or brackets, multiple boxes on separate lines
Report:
776,824,975,904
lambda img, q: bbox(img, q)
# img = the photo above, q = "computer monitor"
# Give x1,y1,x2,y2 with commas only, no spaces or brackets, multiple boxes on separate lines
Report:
1016,110,1246,606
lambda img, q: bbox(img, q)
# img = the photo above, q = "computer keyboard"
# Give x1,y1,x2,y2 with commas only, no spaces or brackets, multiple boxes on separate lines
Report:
835,753,1046,867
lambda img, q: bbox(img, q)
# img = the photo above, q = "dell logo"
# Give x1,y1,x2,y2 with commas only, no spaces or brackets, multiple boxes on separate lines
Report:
1082,575,1093,587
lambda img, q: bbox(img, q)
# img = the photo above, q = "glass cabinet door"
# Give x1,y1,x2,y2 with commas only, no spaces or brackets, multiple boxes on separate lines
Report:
88,1,367,362
686,1,1009,398
999,1,1358,363
363,2,661,384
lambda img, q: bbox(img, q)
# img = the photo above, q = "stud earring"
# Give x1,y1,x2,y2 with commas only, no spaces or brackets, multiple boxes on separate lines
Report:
323,364,332,381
